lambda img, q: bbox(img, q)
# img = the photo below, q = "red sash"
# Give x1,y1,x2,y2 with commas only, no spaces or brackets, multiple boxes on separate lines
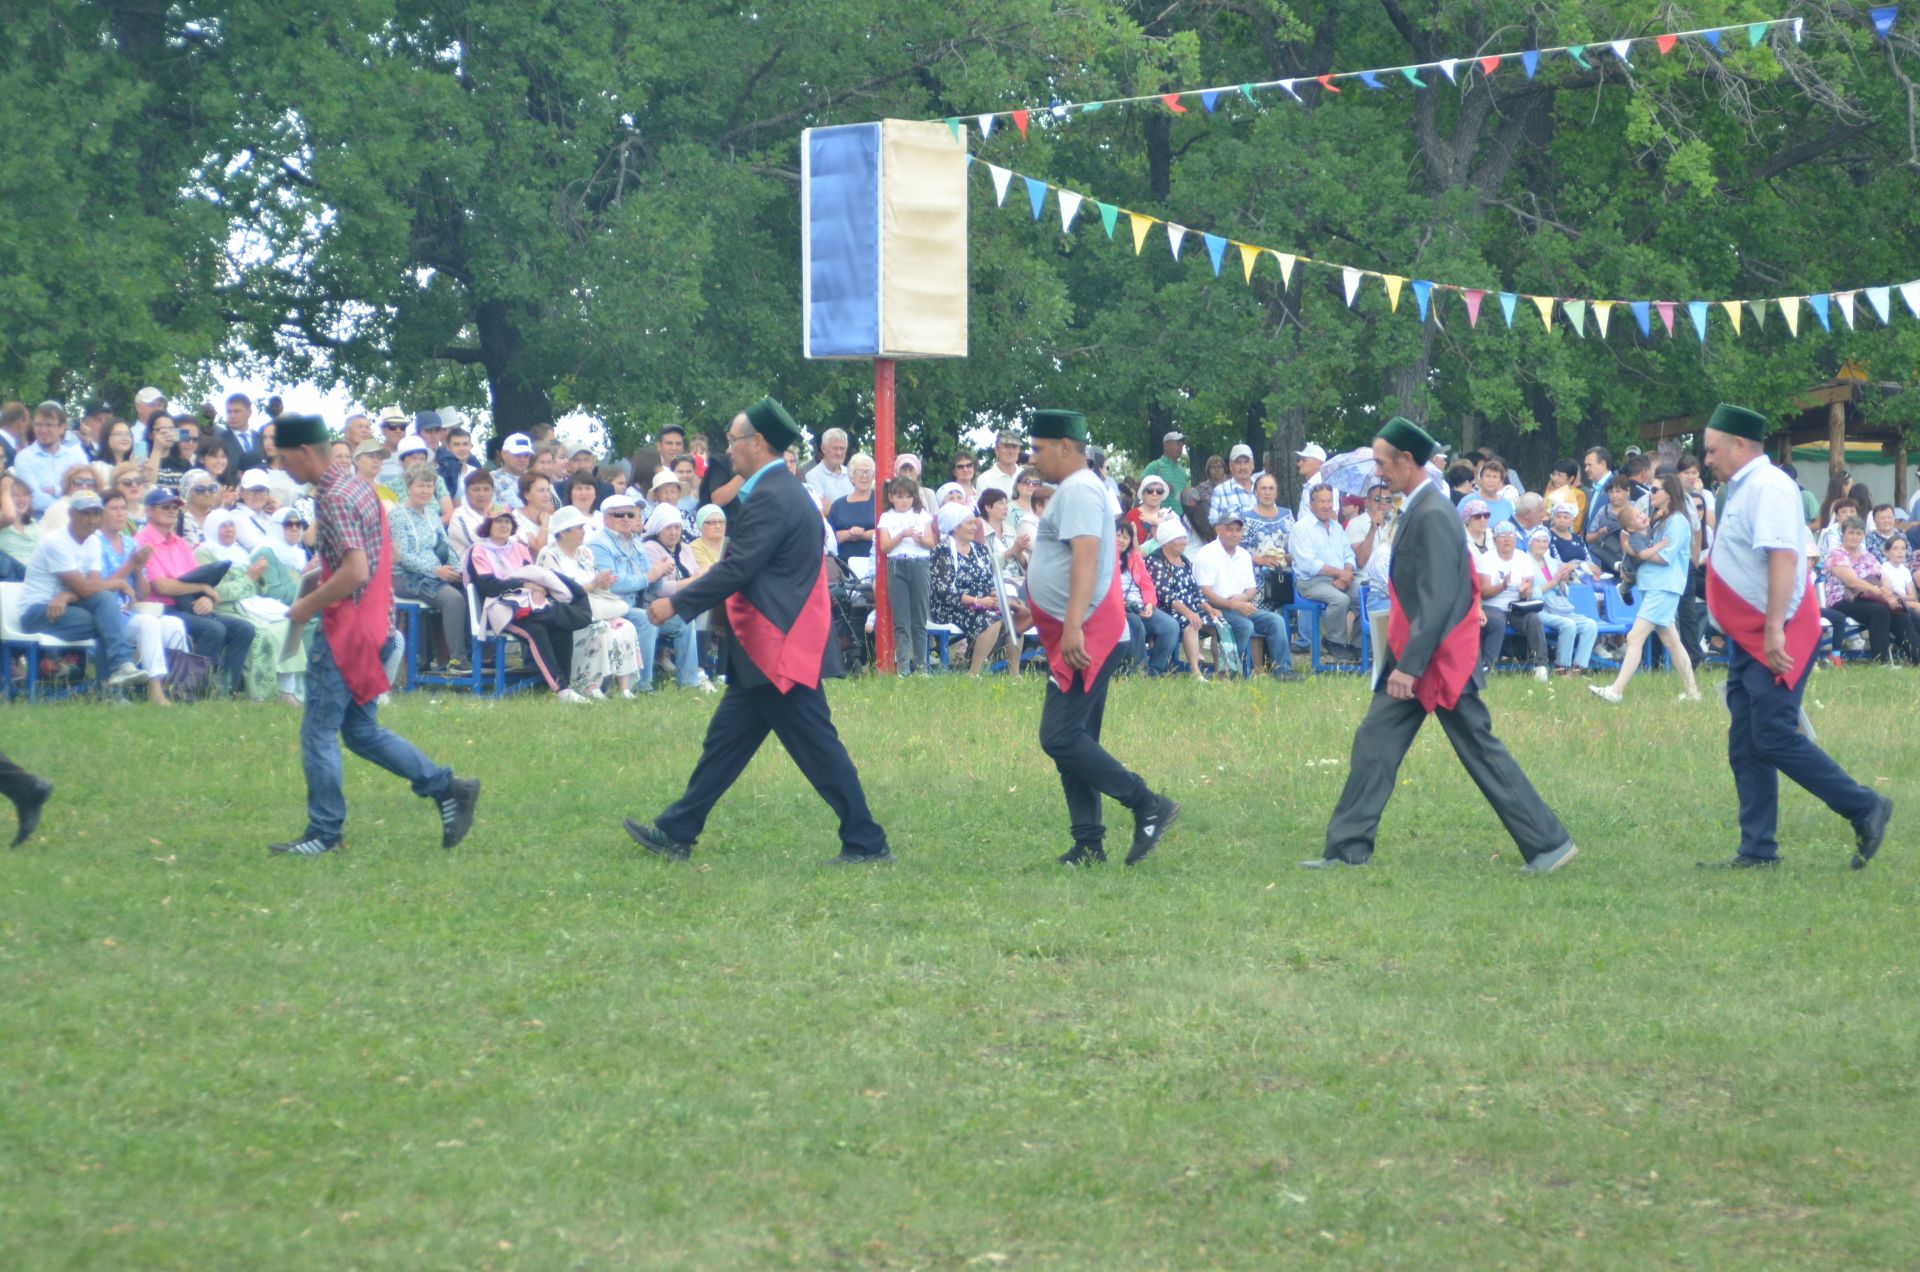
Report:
1386,562,1479,713
319,505,395,705
724,561,830,694
1705,560,1820,687
1031,563,1127,693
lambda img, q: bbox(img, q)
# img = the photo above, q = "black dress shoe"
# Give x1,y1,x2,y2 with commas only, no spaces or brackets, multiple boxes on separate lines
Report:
1696,854,1779,869
825,848,895,866
1299,856,1366,869
1057,842,1107,866
624,817,691,861
1126,795,1181,865
11,777,53,847
1853,794,1894,870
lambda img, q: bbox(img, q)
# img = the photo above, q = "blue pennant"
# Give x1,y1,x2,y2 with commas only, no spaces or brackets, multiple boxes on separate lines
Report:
1630,301,1652,337
1522,50,1540,79
1203,233,1227,276
1023,177,1047,220
1412,280,1433,321
1872,6,1899,39
1703,28,1722,51
1359,71,1385,90
1808,293,1833,331
1201,90,1220,112
1499,292,1519,327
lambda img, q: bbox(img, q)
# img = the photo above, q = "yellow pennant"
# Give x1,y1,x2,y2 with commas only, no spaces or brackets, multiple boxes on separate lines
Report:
1273,251,1297,287
1532,295,1555,331
1721,300,1742,334
1129,213,1154,255
1238,242,1261,283
1594,300,1614,338
1778,295,1802,336
1383,275,1406,313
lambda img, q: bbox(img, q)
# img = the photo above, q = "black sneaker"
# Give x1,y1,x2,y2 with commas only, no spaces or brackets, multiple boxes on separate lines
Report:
825,848,895,866
624,817,691,861
1696,854,1779,869
269,835,340,857
1853,794,1894,870
1056,842,1107,866
11,777,52,847
1126,795,1181,865
446,658,472,674
439,776,481,849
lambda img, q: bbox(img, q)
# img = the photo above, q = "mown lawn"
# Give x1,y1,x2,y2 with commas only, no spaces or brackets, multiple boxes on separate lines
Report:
2,664,1915,1269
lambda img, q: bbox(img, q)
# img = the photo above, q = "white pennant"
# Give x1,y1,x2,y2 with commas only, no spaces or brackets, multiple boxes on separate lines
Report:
1901,280,1920,319
1610,39,1633,62
1865,285,1892,325
1342,268,1363,307
1437,59,1458,82
1793,17,1804,42
1167,224,1188,260
1058,190,1083,232
977,114,995,138
1836,291,1858,329
988,164,1013,206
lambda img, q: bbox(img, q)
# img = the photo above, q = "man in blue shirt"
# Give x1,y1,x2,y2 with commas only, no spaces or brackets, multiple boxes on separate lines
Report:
13,403,90,515
1289,484,1360,655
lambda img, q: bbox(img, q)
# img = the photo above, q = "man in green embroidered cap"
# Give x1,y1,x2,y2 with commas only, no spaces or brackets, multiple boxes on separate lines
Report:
624,396,892,866
1701,403,1891,869
1312,416,1578,875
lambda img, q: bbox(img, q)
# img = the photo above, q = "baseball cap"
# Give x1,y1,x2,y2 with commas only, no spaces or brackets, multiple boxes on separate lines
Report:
1296,443,1328,462
143,487,183,507
239,468,272,490
501,433,535,457
68,492,105,513
1229,444,1254,462
83,400,112,417
135,387,165,406
395,435,429,458
1163,430,1185,441
1213,509,1246,526
414,410,443,432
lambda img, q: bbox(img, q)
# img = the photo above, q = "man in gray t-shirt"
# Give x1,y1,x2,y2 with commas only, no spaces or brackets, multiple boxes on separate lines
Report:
1024,409,1176,870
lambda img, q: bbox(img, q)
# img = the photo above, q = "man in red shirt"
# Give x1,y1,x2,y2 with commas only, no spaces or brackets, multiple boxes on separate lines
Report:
267,415,480,858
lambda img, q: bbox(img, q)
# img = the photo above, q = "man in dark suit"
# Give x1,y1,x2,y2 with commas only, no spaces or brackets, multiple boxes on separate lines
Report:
623,397,891,866
1310,417,1578,875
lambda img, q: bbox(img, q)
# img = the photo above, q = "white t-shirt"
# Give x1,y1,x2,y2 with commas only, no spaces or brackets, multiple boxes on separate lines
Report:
1883,560,1915,600
1188,539,1256,600
879,508,932,559
1478,549,1528,610
22,529,101,608
977,465,1021,499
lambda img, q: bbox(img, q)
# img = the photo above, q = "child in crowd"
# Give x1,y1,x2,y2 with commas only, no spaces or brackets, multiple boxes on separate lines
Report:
876,475,935,675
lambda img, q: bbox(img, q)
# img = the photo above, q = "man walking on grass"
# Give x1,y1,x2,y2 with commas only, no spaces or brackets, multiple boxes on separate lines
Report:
267,415,480,858
1024,408,1179,867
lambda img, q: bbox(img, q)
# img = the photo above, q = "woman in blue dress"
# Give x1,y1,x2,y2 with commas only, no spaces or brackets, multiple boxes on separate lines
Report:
1590,475,1700,704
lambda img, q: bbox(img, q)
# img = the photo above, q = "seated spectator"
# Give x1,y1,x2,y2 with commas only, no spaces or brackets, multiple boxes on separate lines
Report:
977,488,1024,591
640,504,713,691
152,412,201,494
1360,491,1396,676
35,463,108,545
1865,504,1903,561
134,488,252,695
391,467,471,674
195,510,307,704
1589,478,1701,702
690,504,727,573
876,475,935,675
93,488,189,702
1478,521,1549,680
107,463,151,531
932,481,971,511
512,472,557,554
537,505,640,697
1207,445,1259,528
1192,511,1291,678
1472,458,1516,526
197,437,238,503
1446,461,1477,505
1543,459,1588,530
1143,518,1215,681
672,456,702,522
646,468,690,537
1525,527,1597,675
1126,474,1177,547
253,507,309,603
1115,519,1178,675
930,501,1007,675
1547,499,1592,572
468,510,592,702
587,494,676,693
17,492,151,690
1882,535,1920,619
1815,497,1859,558
827,453,877,561
352,440,399,505
1823,515,1920,664
0,471,38,580
175,467,223,545
14,402,89,515
560,471,605,536
1006,464,1044,541
1288,484,1360,656
600,463,630,498
447,468,497,559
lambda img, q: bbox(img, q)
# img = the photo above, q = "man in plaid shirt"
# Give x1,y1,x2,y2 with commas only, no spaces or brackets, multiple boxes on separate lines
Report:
267,415,480,858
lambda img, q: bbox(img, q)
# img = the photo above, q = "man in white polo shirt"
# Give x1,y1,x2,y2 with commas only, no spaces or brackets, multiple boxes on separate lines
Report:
1190,511,1292,678
18,492,149,690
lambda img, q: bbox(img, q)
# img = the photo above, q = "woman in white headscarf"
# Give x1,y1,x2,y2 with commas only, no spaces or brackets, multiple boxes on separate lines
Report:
929,501,1004,674
194,510,306,703
640,502,714,692
537,506,640,698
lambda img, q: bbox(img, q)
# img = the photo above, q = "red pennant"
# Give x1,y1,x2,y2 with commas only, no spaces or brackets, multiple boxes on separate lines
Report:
1161,93,1188,113
1656,301,1676,335
1462,289,1485,328
1656,33,1678,54
1479,55,1501,76
1316,75,1341,93
1011,108,1029,138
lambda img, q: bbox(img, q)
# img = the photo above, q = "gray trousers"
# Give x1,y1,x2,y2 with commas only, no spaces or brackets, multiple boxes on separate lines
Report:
888,556,932,672
1324,685,1570,864
1296,575,1356,646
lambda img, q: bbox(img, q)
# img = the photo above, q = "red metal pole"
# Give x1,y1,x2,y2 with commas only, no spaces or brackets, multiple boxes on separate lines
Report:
873,358,897,674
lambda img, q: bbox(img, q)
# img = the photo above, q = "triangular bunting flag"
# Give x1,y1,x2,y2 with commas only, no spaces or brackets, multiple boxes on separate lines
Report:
1343,268,1363,307
1568,45,1591,69
1203,233,1227,276
1656,301,1676,335
1865,285,1892,325
945,117,961,142
1023,176,1048,220
1594,300,1615,338
1688,301,1709,342
1412,279,1433,321
1097,202,1119,238
1901,279,1920,318
1438,59,1459,82
1400,67,1427,88
1011,108,1029,138
1167,224,1187,260
1050,102,1068,119
1522,50,1540,79
1721,300,1743,334
1500,292,1519,327
1479,55,1501,76
1656,33,1678,55
1794,17,1805,42
1748,299,1768,330
988,164,1013,206
1872,6,1898,40
1200,90,1220,112
1808,293,1832,331
1748,22,1768,47
1317,74,1341,93
1274,252,1297,287
1161,93,1188,113
1080,101,1105,114
1779,295,1802,336
1239,83,1258,102
1129,213,1153,255
1278,79,1304,102
1532,294,1555,331
1630,301,1652,337
1058,190,1083,232
1610,39,1634,63
978,114,995,138
1384,274,1406,312
1462,289,1485,328
1238,242,1261,283
1565,299,1587,336
1836,291,1858,329
1359,71,1385,90
1703,28,1722,51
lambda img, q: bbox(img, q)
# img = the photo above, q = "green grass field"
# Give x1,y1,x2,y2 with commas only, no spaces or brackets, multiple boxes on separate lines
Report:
3,665,1915,1268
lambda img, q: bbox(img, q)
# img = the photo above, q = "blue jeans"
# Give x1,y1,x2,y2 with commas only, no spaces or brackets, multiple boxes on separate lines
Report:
1218,607,1289,673
1128,607,1179,675
1540,609,1598,668
624,604,701,689
22,593,133,669
301,630,452,842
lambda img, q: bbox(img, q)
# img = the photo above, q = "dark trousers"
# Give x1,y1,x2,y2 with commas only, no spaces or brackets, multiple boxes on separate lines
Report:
1825,599,1894,661
1676,593,1705,662
655,680,888,856
0,750,42,804
506,608,576,691
1038,647,1155,847
1324,682,1569,864
180,611,253,692
1725,643,1878,860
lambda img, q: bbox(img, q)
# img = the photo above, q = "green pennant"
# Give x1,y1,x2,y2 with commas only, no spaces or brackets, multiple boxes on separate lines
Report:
1399,66,1427,88
1096,202,1119,238
1238,83,1256,102
1567,44,1591,68
1080,101,1104,114
944,117,960,142
1748,22,1767,46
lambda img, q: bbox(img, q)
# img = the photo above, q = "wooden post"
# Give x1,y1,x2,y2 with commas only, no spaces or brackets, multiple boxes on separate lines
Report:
872,358,896,674
1828,397,1847,483
1892,437,1910,512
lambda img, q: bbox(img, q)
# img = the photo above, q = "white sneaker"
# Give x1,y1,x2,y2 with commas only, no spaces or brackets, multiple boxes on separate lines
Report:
1679,689,1702,702
696,674,718,696
584,685,607,700
1532,666,1550,683
555,688,591,704
620,687,637,700
1588,684,1623,704
375,692,391,706
107,662,149,688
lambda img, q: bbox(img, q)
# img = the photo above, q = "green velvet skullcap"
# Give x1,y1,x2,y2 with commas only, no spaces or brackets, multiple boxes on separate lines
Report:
1705,402,1769,442
743,396,802,452
1027,409,1089,442
1375,415,1437,465
274,414,330,449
